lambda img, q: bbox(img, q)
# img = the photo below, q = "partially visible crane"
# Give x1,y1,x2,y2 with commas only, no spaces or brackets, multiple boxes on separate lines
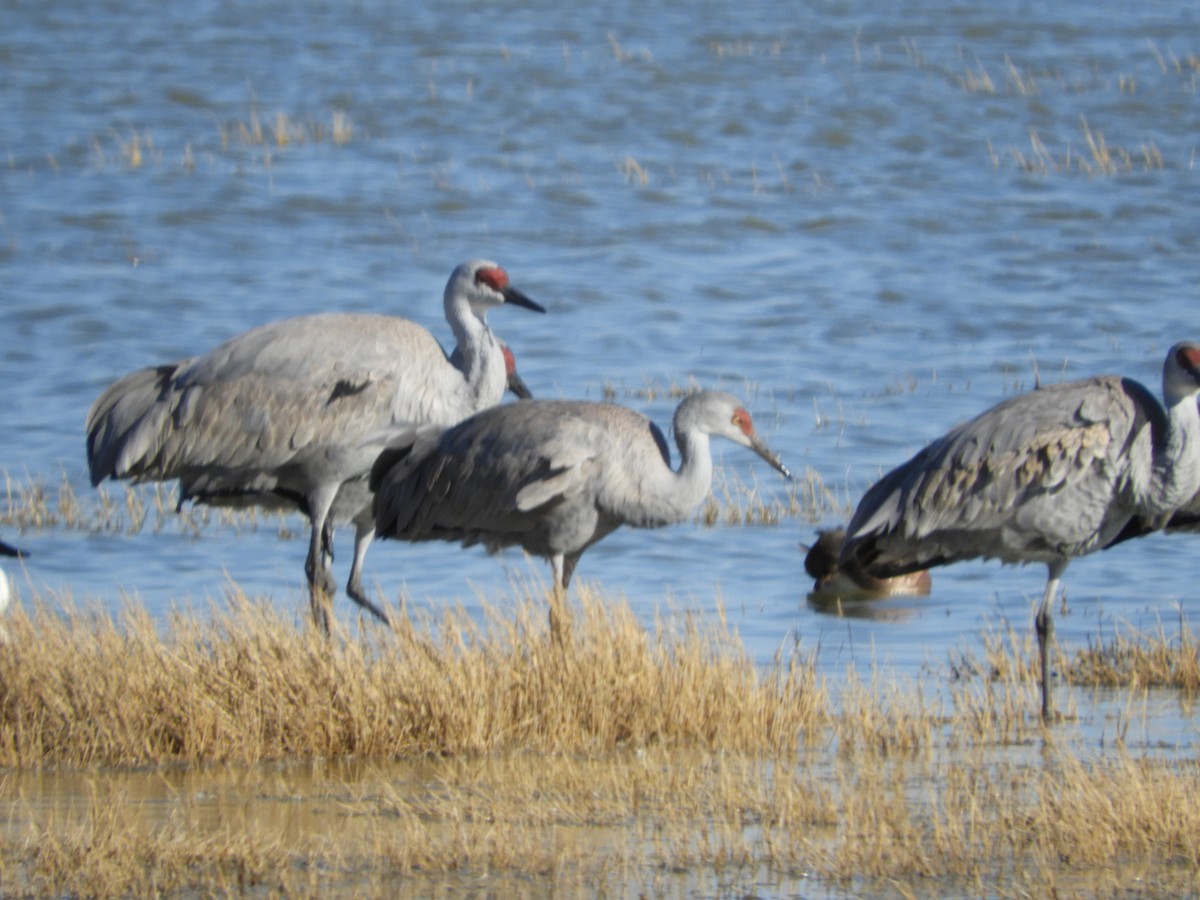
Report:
372,389,790,633
839,342,1200,721
0,540,28,640
87,260,544,630
802,527,931,598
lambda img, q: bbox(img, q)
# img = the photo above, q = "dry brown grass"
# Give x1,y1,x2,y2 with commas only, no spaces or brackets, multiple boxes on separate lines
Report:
217,105,355,150
1,590,1200,895
993,117,1166,176
30,102,356,175
702,463,848,526
1069,611,1200,692
1,471,297,540
952,612,1200,713
0,587,825,768
3,720,1200,896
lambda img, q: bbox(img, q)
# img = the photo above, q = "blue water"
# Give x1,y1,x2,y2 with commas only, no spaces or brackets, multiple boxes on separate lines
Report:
4,0,1200,744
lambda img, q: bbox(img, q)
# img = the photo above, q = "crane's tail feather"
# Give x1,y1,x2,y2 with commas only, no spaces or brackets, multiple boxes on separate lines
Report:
85,364,178,485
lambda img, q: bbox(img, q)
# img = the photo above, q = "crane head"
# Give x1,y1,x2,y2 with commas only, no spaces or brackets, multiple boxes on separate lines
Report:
447,260,546,316
1164,341,1200,406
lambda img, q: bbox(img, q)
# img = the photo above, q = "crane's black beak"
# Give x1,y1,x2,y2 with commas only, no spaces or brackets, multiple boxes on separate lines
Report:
507,369,534,400
503,286,546,314
0,540,27,558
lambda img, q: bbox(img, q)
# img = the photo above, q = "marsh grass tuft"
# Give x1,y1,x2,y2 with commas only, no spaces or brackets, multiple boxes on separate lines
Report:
1068,611,1200,692
999,117,1166,176
1,470,291,539
217,106,355,150
32,103,357,175
701,464,849,526
0,586,825,768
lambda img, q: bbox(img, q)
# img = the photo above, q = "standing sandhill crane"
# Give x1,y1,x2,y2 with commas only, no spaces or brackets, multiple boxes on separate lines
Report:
839,343,1200,721
86,259,545,631
371,389,791,631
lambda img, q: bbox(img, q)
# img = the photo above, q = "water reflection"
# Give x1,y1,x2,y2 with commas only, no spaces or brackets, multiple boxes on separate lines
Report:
805,587,927,623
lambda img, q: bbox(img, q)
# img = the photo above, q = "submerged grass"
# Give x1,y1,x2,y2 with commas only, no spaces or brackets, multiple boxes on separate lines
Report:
5,749,1200,896
2,466,818,539
702,463,848,526
993,116,1167,176
0,471,293,540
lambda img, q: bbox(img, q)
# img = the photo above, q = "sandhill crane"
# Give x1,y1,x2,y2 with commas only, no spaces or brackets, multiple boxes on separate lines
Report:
839,342,1200,721
86,259,545,631
371,389,791,632
803,527,931,599
0,540,27,641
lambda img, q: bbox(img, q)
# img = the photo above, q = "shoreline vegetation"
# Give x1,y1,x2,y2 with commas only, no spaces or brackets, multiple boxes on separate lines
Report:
1,466,845,536
0,587,1197,896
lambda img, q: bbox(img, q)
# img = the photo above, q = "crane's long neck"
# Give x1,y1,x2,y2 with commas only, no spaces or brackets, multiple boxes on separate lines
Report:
445,297,506,414
1140,390,1200,515
656,427,716,524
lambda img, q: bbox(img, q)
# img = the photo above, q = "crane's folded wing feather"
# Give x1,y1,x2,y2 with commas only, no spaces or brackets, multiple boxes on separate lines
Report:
844,376,1154,571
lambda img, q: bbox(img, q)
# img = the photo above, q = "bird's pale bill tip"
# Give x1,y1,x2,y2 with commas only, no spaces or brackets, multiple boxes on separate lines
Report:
759,447,792,480
750,437,791,479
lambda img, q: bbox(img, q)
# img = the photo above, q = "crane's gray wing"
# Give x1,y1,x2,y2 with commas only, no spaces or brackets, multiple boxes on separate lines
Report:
86,315,444,496
374,401,616,543
843,376,1158,574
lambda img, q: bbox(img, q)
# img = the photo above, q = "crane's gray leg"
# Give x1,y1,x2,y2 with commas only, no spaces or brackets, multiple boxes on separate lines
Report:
345,521,391,626
547,553,575,642
304,488,339,635
1036,562,1067,722
321,517,336,563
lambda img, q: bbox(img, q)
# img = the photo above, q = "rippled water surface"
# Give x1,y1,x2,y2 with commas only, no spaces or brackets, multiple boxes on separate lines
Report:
4,0,1200,743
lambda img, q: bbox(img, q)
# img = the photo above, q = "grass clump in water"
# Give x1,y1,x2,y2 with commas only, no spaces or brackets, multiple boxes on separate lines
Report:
1068,611,1200,692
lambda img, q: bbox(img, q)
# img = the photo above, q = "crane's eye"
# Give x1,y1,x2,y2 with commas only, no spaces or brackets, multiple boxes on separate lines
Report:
732,408,753,436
